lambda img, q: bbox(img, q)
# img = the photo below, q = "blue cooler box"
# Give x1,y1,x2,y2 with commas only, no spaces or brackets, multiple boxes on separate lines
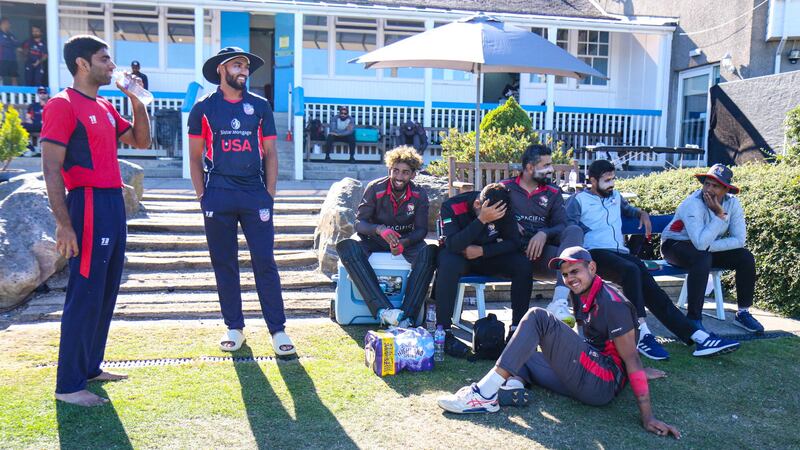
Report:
333,252,415,325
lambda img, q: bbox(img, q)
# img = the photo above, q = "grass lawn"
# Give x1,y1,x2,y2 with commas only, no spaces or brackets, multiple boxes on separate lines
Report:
1,320,798,449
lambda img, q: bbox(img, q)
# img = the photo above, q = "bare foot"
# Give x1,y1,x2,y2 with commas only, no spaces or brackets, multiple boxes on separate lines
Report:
55,390,109,407
89,371,129,382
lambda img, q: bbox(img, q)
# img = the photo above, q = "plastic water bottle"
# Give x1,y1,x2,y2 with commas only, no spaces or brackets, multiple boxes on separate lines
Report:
425,304,436,333
113,71,153,106
568,169,578,191
434,325,445,362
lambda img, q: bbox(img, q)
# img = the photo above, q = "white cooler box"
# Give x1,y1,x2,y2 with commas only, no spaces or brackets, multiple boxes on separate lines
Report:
332,252,419,325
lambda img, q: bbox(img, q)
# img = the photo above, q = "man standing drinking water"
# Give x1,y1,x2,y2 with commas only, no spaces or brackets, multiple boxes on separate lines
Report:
41,35,150,407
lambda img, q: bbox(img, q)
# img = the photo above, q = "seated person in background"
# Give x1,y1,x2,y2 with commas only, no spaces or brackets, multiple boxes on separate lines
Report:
566,160,740,359
434,183,534,356
438,247,681,442
22,86,48,153
336,146,437,327
325,105,356,161
661,164,763,334
501,144,583,331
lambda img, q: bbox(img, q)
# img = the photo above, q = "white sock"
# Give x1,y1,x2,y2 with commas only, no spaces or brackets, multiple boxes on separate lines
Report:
691,329,710,344
638,321,651,342
476,369,505,398
504,377,525,389
553,286,571,302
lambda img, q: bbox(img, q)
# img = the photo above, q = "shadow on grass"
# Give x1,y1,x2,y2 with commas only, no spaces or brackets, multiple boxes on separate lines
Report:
56,385,132,450
233,345,357,449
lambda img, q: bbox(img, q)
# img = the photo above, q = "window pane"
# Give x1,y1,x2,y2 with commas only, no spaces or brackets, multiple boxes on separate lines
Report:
599,31,609,43
557,29,569,42
382,33,423,78
303,30,328,75
578,30,587,41
592,58,608,85
599,43,609,57
335,31,376,76
304,15,327,27
59,15,105,63
114,20,159,67
167,22,194,69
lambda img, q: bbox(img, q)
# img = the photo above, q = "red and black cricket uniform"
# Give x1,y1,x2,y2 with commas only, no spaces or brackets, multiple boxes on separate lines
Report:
41,87,131,395
497,276,635,405
187,89,287,334
434,191,533,328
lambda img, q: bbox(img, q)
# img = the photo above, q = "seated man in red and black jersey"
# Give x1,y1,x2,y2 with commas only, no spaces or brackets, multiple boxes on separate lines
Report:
336,146,437,326
434,183,534,357
438,247,681,441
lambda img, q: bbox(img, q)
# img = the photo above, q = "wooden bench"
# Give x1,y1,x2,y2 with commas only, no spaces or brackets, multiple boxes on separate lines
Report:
447,156,579,197
304,123,387,162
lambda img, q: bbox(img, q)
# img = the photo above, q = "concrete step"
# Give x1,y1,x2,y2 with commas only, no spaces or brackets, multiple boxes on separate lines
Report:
113,269,333,293
20,291,334,321
124,250,317,271
127,213,319,234
141,200,322,214
126,233,315,251
303,161,387,182
141,193,326,203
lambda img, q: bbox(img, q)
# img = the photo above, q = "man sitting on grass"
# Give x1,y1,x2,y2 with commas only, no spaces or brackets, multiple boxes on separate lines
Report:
438,247,681,440
336,146,437,326
566,160,739,360
661,164,763,334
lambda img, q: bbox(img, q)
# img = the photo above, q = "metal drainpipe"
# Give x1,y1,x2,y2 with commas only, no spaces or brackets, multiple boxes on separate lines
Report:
776,36,787,74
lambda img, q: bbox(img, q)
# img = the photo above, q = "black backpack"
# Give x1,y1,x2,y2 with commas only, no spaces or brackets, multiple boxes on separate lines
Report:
306,118,325,140
400,120,429,153
469,313,506,361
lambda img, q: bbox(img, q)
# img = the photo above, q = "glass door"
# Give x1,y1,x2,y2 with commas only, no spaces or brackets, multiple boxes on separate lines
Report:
675,66,720,164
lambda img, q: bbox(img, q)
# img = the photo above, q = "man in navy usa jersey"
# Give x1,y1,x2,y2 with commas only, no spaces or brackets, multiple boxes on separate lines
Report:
188,47,295,357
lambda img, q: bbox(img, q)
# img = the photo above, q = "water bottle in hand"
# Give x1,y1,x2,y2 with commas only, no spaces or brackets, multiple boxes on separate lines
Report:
434,325,445,363
425,304,436,333
113,70,153,106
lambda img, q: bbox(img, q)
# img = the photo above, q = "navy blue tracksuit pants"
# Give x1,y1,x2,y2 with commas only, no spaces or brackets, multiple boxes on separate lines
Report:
202,187,286,334
56,188,126,394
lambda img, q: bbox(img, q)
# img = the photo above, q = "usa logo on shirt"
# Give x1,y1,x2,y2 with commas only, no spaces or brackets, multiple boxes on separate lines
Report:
259,208,271,222
231,118,241,130
243,103,254,115
107,112,116,127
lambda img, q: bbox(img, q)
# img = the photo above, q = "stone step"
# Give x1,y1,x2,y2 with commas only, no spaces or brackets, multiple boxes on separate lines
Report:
20,291,334,321
127,213,319,234
141,193,326,203
303,161,387,182
125,233,315,251
114,269,333,293
141,200,322,214
124,250,317,271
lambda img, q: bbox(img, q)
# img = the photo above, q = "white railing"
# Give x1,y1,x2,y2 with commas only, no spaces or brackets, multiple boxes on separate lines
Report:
0,91,36,107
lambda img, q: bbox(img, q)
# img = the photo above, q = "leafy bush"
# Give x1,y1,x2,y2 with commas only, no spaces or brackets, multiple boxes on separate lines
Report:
479,97,532,135
784,104,800,163
426,125,537,176
617,163,800,317
0,104,29,170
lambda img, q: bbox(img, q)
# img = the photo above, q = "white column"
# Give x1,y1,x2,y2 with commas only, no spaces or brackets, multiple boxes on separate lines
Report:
46,0,59,93
194,7,204,84
293,13,304,180
654,31,673,147
423,19,434,128
544,26,557,131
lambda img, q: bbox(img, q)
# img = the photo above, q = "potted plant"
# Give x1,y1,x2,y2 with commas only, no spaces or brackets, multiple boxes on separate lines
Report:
0,103,30,182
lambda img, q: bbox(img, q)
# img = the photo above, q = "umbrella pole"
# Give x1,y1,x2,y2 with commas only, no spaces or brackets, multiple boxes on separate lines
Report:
474,69,482,190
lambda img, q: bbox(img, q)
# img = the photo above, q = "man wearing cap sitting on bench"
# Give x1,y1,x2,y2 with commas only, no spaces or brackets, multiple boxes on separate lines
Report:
438,247,682,442
566,160,740,359
501,144,583,332
434,183,534,356
336,146,437,327
661,164,763,334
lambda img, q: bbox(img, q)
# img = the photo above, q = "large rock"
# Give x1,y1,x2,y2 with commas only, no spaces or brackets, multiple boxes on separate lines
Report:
118,159,144,201
312,175,450,276
313,178,364,276
0,173,65,310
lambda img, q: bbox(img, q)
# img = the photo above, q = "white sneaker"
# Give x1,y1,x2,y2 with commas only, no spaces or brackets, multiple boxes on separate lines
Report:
546,298,576,328
379,308,404,327
437,384,499,414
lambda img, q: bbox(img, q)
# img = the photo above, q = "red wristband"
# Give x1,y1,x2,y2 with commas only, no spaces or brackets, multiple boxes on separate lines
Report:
629,369,649,397
394,243,404,254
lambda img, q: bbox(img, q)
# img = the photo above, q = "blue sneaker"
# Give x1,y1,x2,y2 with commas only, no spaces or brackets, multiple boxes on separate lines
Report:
734,310,764,334
637,333,670,360
689,318,706,332
693,333,740,357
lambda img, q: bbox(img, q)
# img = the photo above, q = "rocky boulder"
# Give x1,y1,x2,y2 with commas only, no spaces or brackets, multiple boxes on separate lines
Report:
312,175,450,276
118,159,145,202
313,178,364,276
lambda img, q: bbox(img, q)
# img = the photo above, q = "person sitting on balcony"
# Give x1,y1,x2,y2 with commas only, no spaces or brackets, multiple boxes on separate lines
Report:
566,159,740,360
501,144,583,334
661,164,763,334
22,86,48,154
336,146,437,327
325,105,356,161
434,183,534,357
130,60,148,90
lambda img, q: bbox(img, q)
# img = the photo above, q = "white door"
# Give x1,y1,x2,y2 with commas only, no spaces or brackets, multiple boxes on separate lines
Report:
674,65,720,164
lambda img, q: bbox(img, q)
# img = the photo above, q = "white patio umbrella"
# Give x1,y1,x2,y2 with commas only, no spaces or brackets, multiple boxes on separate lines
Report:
351,13,606,188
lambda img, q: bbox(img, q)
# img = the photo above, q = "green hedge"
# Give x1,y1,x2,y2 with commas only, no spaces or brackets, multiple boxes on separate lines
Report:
616,163,800,318
426,125,536,176
479,97,532,135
